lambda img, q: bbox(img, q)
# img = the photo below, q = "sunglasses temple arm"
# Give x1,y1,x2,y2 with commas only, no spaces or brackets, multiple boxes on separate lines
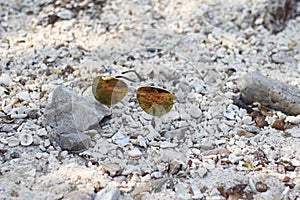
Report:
121,70,146,81
115,75,137,83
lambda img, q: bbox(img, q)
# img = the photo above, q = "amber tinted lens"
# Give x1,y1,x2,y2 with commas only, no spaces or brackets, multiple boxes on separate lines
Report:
136,86,174,116
92,76,128,105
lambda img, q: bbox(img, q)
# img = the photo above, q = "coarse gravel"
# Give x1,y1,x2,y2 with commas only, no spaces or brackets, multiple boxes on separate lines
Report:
0,0,300,199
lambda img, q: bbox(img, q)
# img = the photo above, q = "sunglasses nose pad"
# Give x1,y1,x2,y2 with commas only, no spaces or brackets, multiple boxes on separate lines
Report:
110,80,129,105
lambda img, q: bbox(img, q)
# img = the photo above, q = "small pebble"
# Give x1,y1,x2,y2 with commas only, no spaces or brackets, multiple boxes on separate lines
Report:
137,135,147,147
282,176,290,182
37,128,48,137
160,141,178,148
215,139,227,145
112,131,129,146
33,135,42,145
25,109,40,119
44,139,51,147
224,105,237,120
0,74,13,86
141,112,153,120
242,125,260,133
197,167,208,178
0,111,5,117
271,52,286,64
57,9,73,20
10,151,21,159
282,187,290,196
101,163,121,176
291,159,300,166
284,165,296,172
60,151,68,157
0,137,8,145
191,184,204,199
285,116,300,124
235,140,246,148
128,148,142,158
24,169,36,177
248,178,256,191
2,104,12,114
288,127,300,138
189,104,202,119
254,18,264,25
175,183,191,199
242,115,253,124
151,171,163,179
272,118,285,130
256,181,268,192
17,91,31,101
10,114,27,119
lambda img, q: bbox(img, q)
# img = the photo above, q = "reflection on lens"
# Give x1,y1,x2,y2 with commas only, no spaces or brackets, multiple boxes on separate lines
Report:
136,86,174,116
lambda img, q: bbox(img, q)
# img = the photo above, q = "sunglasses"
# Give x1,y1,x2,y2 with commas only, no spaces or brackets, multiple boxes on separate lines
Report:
92,70,174,116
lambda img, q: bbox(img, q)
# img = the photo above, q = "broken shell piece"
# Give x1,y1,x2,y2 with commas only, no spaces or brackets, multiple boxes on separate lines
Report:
224,104,238,120
7,136,20,147
19,133,33,146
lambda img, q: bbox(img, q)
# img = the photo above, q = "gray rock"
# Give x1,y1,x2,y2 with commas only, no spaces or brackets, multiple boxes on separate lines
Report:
94,187,121,200
50,127,91,153
43,86,111,132
238,72,300,115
